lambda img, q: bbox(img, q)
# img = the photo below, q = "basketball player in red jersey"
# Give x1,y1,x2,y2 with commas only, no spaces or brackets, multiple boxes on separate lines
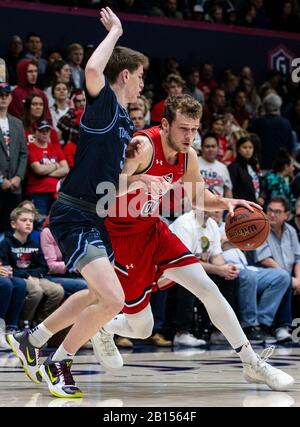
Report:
92,94,294,391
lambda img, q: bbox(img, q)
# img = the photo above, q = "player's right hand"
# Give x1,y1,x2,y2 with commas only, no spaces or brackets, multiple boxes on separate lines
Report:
100,7,123,35
138,174,172,199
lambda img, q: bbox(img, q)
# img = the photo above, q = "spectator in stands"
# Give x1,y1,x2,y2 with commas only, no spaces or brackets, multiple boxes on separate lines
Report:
58,90,85,167
272,0,300,32
198,132,233,197
209,113,234,164
0,262,26,348
40,222,87,295
170,210,239,344
251,0,270,29
3,35,23,86
44,60,72,107
255,196,297,342
0,83,27,236
129,106,146,131
231,90,250,129
18,200,41,244
228,135,264,204
21,93,59,146
26,119,69,220
251,93,293,171
205,4,225,24
198,63,218,101
262,149,296,210
152,0,184,19
219,214,290,345
238,76,261,116
129,94,151,126
286,98,300,142
151,73,185,124
184,67,205,105
8,59,51,121
50,82,70,134
24,32,47,76
220,71,239,101
67,43,85,89
202,88,226,130
289,197,300,242
192,4,205,21
0,207,64,327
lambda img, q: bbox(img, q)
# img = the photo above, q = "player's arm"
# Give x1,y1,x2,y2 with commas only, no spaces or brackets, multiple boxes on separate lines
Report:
117,136,171,196
85,7,123,97
182,148,262,215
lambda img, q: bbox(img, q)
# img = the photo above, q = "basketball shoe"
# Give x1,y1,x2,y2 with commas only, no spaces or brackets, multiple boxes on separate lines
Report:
39,354,83,398
6,330,42,384
243,346,294,391
91,328,123,371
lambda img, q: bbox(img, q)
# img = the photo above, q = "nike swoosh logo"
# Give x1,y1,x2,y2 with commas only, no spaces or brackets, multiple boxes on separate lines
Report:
26,347,35,364
47,366,57,384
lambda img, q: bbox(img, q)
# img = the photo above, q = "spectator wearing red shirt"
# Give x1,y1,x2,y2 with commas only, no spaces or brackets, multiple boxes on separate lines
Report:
151,73,185,124
26,119,69,220
22,93,59,146
198,63,218,101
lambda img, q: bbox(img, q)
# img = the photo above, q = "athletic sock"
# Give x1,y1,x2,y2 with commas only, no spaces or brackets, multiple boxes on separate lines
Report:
52,344,75,362
29,322,53,348
235,341,259,364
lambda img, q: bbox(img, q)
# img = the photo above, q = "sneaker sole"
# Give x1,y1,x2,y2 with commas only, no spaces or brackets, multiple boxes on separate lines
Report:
39,365,83,398
7,335,42,384
244,374,295,391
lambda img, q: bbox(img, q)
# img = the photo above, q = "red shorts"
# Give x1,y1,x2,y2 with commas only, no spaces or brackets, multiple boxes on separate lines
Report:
110,219,198,314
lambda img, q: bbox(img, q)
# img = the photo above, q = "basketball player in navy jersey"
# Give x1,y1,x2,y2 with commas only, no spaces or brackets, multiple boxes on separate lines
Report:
7,8,167,398
92,94,294,392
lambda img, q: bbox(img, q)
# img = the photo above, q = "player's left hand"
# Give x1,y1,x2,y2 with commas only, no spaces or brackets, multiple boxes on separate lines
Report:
223,198,263,217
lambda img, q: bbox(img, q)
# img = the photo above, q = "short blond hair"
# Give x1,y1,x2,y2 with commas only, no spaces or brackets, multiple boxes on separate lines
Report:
10,207,35,222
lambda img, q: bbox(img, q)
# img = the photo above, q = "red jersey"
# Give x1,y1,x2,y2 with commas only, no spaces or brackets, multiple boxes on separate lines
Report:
106,126,188,235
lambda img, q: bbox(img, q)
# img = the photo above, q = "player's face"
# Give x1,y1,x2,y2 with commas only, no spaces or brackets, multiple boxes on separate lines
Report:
164,112,200,153
126,65,144,103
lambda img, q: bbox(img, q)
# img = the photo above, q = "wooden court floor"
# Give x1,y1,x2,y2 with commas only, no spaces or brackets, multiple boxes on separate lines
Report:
0,344,299,407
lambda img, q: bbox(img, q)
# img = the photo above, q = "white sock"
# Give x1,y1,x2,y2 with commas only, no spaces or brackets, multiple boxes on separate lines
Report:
235,341,258,364
29,323,53,348
52,344,75,362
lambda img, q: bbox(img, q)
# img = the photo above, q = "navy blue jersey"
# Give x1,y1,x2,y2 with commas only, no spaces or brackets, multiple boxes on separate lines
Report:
61,79,134,203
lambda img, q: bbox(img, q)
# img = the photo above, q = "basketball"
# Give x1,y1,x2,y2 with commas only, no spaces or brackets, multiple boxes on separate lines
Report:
225,206,270,251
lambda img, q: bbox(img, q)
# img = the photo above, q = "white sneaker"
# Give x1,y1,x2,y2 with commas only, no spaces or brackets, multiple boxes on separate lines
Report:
173,332,206,347
0,330,11,351
275,327,293,342
243,346,294,391
91,328,123,371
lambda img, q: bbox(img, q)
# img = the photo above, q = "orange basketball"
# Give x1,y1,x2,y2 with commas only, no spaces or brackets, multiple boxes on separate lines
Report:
225,206,270,251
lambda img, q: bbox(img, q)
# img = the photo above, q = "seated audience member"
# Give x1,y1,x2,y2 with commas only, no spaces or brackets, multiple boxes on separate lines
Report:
198,133,233,197
40,221,87,295
169,210,239,345
44,60,72,107
26,119,69,221
262,149,296,210
0,262,26,348
255,196,299,342
228,135,264,204
22,93,59,146
129,106,146,131
288,197,300,242
212,210,291,344
50,82,70,135
17,200,41,244
0,207,64,327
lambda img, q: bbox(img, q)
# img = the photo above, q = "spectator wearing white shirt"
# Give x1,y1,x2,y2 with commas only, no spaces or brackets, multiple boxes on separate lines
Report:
198,133,233,197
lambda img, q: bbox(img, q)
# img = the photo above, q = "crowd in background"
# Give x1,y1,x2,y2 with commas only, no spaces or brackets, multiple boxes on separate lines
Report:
1,13,300,351
19,0,300,33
